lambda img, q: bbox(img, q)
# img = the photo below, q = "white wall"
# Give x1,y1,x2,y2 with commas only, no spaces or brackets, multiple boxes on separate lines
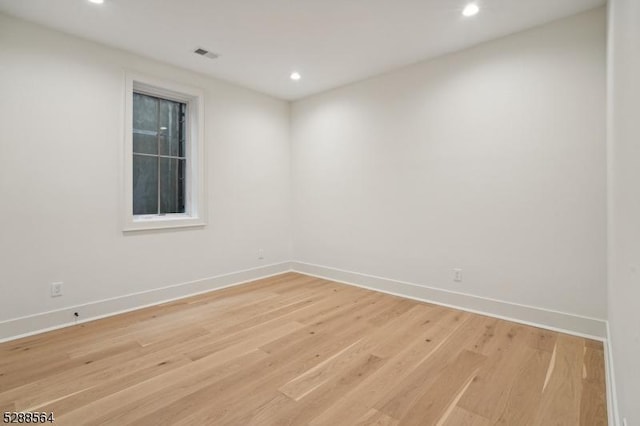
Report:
0,14,291,323
608,0,640,424
292,8,607,320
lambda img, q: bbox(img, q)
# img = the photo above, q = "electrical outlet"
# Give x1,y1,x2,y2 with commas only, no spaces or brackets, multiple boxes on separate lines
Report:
51,282,63,297
258,249,264,260
453,268,462,282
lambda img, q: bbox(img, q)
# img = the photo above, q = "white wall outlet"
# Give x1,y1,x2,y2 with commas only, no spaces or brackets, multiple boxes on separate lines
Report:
51,282,63,297
258,249,264,260
453,268,462,282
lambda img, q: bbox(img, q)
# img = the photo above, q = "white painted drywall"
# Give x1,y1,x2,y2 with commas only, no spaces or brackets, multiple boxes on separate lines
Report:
0,14,291,322
608,0,640,424
291,8,607,320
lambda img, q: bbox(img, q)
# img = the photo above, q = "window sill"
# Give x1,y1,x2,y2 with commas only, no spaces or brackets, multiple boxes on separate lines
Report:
123,215,206,232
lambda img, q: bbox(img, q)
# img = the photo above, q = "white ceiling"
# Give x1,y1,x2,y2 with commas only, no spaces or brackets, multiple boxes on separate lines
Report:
0,0,604,100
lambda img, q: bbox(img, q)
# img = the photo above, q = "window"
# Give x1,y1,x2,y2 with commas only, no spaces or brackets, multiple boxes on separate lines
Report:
124,74,205,231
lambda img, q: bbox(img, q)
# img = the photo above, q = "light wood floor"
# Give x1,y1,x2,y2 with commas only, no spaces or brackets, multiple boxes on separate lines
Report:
0,273,607,425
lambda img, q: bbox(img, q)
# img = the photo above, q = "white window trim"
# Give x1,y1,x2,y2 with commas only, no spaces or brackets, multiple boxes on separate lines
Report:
123,73,206,232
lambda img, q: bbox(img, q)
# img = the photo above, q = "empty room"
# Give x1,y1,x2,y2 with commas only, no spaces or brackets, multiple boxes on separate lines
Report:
0,0,638,424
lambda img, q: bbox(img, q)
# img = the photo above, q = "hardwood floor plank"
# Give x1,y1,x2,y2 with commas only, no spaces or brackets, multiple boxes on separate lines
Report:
59,350,270,426
374,316,490,420
279,305,447,402
491,348,551,425
0,340,144,394
580,345,607,426
457,320,541,419
354,409,399,426
398,349,486,425
235,353,386,426
367,298,419,327
279,337,365,401
441,407,490,426
133,329,366,425
311,316,485,426
35,354,192,416
55,321,305,425
532,335,585,426
526,326,559,353
0,401,15,414
1,328,209,409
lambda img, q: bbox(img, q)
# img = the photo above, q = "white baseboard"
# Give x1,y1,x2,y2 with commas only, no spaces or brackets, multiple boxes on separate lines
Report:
604,322,620,426
0,261,293,343
291,261,608,340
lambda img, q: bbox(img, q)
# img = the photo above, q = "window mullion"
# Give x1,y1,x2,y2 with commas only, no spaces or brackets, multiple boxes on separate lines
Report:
132,153,185,160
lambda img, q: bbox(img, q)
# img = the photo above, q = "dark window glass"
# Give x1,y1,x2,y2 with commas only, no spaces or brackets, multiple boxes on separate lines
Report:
132,92,186,215
132,155,158,215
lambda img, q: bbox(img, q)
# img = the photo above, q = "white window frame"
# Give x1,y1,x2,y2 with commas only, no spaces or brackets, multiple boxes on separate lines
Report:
123,73,206,231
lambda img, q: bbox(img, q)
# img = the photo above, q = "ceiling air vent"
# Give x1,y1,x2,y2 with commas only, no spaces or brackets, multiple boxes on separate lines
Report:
194,48,219,60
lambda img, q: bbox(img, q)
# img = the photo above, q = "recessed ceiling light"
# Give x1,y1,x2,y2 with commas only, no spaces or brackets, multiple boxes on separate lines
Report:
88,0,104,4
290,72,301,81
462,3,480,17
